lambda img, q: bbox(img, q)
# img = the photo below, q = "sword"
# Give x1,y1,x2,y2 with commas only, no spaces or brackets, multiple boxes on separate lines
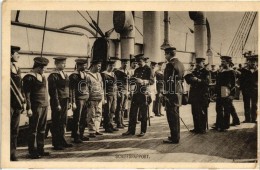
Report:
164,96,190,131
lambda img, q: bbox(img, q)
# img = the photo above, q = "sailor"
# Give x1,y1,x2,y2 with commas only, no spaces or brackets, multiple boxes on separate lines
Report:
240,54,258,123
154,61,165,117
122,54,154,137
48,57,73,150
185,57,210,134
114,59,129,128
188,62,195,72
86,59,105,138
161,47,185,144
69,58,89,143
101,59,119,133
214,56,236,132
10,46,25,161
23,56,50,159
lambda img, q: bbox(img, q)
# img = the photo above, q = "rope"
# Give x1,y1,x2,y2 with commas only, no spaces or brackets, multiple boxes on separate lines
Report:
40,11,48,57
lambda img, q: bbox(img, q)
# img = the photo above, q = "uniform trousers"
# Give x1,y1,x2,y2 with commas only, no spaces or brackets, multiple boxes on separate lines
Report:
50,98,69,147
87,100,102,134
128,93,148,134
242,90,258,122
165,101,180,142
103,94,117,130
72,99,88,139
10,107,21,159
28,105,48,155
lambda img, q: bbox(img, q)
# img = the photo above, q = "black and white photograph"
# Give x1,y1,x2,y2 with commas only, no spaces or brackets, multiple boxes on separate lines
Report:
1,1,259,169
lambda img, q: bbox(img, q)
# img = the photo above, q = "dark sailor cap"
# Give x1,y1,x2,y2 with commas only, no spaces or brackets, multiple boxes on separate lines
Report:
157,61,165,65
150,61,157,65
75,58,88,64
220,56,232,61
34,57,49,66
134,54,148,61
90,59,102,64
195,57,206,63
53,56,67,61
164,46,176,51
247,54,258,61
107,60,116,64
120,58,129,62
11,46,21,55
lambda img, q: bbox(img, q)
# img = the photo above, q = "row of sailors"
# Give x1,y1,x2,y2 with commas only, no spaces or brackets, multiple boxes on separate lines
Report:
10,45,160,160
10,45,258,160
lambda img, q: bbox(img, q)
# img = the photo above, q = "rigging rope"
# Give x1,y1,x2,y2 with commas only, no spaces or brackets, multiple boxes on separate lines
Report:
40,11,48,57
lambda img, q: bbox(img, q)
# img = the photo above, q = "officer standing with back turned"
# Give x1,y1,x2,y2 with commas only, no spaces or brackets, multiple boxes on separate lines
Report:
162,47,185,144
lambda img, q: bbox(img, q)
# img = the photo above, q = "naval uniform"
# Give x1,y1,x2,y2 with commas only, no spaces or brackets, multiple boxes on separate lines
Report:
163,59,185,142
23,72,49,156
10,62,24,160
215,69,236,130
101,71,117,132
69,71,89,141
48,70,71,148
154,70,164,116
127,65,154,134
86,72,104,135
240,67,258,123
185,67,210,133
114,68,129,127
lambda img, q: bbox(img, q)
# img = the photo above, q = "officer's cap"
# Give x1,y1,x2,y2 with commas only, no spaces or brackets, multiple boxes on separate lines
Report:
195,57,206,63
130,58,136,63
11,46,20,55
53,56,67,62
34,57,49,66
75,58,88,64
150,61,157,66
164,46,176,52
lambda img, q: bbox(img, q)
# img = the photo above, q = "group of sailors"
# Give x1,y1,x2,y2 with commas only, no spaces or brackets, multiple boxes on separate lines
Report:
10,45,258,161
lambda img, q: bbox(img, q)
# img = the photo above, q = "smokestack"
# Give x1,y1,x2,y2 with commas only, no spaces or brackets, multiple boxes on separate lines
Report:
189,11,207,60
113,11,135,59
143,11,161,62
161,11,173,50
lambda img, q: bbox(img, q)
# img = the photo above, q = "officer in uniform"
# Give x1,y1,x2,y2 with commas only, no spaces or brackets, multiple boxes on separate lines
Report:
214,56,236,132
23,56,50,159
185,58,210,134
122,54,154,137
240,54,258,123
101,60,119,133
48,57,73,150
114,59,129,128
69,58,89,143
154,61,164,116
162,47,185,144
10,46,25,161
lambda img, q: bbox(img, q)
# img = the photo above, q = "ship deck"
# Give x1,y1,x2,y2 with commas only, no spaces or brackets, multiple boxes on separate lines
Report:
16,100,257,162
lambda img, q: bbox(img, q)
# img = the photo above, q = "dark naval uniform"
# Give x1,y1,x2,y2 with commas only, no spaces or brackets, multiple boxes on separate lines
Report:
101,71,118,132
163,59,185,142
185,67,210,133
114,68,129,127
240,67,258,123
154,70,164,116
48,69,71,149
215,69,236,131
10,46,24,161
125,64,154,135
69,70,89,141
23,57,49,158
